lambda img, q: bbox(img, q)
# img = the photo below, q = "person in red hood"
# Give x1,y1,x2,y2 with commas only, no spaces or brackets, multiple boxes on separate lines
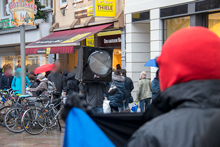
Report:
127,27,220,147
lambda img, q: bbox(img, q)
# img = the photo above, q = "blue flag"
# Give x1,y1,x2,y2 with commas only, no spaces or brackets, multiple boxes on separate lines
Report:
63,108,115,147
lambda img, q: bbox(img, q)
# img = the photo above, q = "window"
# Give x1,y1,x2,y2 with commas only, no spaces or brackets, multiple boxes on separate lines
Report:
132,11,150,22
160,4,188,18
60,0,67,5
196,0,220,12
164,16,190,41
39,0,52,9
2,0,9,17
208,13,220,37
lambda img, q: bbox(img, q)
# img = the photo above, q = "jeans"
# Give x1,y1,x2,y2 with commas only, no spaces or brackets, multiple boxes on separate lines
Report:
140,98,151,112
92,107,103,114
120,98,130,111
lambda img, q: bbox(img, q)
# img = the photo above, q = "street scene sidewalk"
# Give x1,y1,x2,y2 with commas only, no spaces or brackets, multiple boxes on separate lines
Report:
0,126,64,147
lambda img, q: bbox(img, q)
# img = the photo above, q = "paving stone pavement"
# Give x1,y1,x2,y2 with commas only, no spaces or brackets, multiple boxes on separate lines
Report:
0,120,65,147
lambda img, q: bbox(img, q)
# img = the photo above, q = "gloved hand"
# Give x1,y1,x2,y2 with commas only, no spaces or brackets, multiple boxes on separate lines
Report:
26,87,30,91
61,92,93,121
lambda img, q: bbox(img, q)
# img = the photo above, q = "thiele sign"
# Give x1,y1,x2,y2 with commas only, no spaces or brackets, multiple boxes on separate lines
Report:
94,0,115,17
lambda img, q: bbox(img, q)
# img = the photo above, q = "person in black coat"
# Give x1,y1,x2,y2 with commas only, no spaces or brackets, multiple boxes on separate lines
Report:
48,61,67,96
48,61,67,110
120,69,134,111
66,73,79,95
79,82,108,114
0,68,13,90
108,70,126,113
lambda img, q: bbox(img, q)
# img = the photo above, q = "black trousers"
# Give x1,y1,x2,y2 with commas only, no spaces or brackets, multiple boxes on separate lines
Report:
53,94,61,110
110,106,119,113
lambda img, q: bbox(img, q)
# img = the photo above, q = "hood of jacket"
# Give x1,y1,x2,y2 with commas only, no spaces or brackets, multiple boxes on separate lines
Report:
144,80,220,121
112,73,125,82
66,73,75,81
40,78,48,82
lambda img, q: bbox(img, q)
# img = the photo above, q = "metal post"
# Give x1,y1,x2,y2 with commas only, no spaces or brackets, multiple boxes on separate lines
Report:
121,27,126,69
20,25,26,95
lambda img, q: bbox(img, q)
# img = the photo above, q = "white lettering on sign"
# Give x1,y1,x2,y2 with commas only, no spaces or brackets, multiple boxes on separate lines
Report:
104,37,121,44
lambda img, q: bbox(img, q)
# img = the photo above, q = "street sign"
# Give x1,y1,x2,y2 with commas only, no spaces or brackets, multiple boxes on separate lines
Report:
6,0,37,95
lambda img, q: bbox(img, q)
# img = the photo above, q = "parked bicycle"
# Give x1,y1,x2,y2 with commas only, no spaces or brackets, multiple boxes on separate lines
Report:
21,94,65,135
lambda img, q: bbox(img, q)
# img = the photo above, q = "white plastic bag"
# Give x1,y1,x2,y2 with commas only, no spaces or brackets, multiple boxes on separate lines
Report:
103,99,111,114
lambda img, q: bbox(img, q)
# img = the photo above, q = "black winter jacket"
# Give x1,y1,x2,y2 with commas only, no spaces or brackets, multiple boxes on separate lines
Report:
0,75,14,89
66,73,79,95
127,80,220,147
108,74,126,107
48,72,67,94
123,75,134,98
79,82,108,108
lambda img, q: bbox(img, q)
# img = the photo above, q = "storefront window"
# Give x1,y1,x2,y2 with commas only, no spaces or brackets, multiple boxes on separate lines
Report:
208,13,220,37
164,16,190,41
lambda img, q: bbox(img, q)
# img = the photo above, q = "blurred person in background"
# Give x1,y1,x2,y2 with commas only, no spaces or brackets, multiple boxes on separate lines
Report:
48,61,66,109
108,70,126,113
66,70,79,95
151,69,160,99
1,67,13,90
11,68,31,94
116,64,121,70
15,60,21,70
120,69,133,111
27,74,48,96
136,71,152,112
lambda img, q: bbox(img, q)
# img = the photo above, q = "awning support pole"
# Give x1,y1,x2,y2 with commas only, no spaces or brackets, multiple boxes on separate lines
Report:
20,25,26,95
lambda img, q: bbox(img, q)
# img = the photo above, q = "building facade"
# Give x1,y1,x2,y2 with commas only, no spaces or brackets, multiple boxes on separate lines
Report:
47,0,125,71
125,0,220,98
0,0,53,72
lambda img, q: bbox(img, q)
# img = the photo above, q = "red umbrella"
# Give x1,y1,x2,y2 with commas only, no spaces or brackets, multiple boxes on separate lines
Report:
34,63,54,74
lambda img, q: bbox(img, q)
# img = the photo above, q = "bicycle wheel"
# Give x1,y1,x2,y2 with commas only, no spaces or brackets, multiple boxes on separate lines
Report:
46,106,59,128
0,105,11,126
4,107,24,133
22,107,46,135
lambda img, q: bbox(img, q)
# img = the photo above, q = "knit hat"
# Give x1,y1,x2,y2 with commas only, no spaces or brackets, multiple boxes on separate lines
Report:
37,73,45,80
157,27,220,91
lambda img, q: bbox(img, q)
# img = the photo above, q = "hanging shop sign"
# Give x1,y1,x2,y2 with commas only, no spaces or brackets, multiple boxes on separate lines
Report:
6,0,37,27
86,34,94,47
93,0,115,17
98,34,121,47
75,6,93,19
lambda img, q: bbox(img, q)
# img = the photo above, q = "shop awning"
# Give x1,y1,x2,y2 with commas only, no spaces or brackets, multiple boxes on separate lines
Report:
25,23,112,54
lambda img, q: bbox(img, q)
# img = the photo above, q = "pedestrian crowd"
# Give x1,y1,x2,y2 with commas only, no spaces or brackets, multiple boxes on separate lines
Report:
0,60,160,114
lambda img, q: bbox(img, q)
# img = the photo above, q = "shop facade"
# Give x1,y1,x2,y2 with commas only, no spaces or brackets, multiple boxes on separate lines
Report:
35,0,125,72
0,23,52,72
0,0,53,72
125,0,220,98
